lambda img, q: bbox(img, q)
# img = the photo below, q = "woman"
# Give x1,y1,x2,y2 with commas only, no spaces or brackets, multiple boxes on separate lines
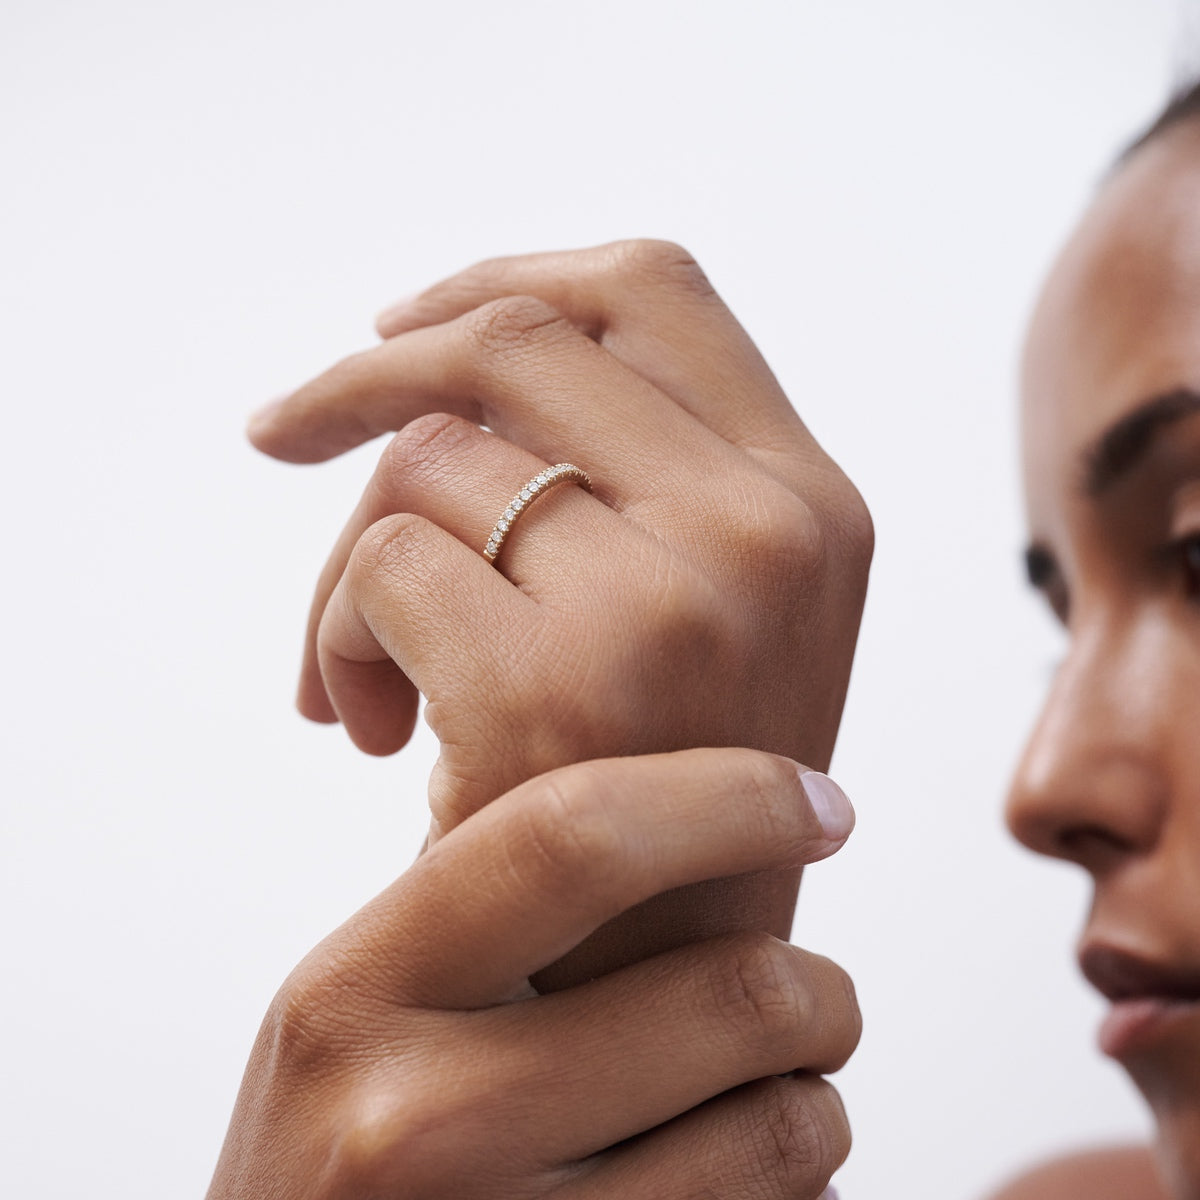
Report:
997,86,1200,1199
209,83,1200,1198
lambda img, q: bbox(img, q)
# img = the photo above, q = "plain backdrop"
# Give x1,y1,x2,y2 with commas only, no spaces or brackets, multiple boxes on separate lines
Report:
1,1,1186,1195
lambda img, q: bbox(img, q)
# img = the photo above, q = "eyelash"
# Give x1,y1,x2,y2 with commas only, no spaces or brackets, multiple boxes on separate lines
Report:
1174,533,1200,597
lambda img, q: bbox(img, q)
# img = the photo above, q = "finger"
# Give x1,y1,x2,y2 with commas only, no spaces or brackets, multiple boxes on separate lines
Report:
316,511,535,759
333,748,855,1009
249,295,734,493
477,935,860,1162
560,1074,850,1200
373,240,814,456
297,414,612,725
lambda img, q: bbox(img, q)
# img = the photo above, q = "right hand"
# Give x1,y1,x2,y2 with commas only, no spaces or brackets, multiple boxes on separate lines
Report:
207,748,860,1199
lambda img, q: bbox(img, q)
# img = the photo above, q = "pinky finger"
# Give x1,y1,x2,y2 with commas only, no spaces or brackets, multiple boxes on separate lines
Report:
317,511,532,758
556,1074,849,1200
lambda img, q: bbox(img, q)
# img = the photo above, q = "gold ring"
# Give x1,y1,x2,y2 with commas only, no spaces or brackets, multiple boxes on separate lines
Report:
484,463,592,563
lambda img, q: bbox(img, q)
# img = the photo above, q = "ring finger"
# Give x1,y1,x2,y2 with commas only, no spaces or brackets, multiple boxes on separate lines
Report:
298,412,643,723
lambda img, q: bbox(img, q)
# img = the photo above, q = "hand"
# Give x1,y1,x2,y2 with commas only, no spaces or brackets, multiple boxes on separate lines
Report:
250,241,872,829
207,749,859,1200
249,241,872,986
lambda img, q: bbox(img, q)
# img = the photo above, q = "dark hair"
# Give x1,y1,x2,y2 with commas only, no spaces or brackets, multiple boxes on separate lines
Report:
1119,77,1200,164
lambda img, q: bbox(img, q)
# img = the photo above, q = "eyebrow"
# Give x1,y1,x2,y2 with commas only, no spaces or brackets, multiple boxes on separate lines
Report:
1081,387,1200,496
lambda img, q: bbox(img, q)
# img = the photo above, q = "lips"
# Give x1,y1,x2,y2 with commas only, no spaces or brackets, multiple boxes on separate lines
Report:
1079,945,1200,1058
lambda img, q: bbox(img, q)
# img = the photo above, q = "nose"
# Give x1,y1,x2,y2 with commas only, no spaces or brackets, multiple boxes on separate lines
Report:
1005,615,1169,874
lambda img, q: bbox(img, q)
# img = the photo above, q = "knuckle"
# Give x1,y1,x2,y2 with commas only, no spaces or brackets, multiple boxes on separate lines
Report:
731,750,807,826
716,932,813,1051
512,764,629,911
766,492,828,575
461,293,571,359
380,412,476,489
824,471,876,579
796,952,864,1073
640,560,730,658
605,238,716,298
265,958,365,1073
322,346,377,393
837,964,865,1063
351,512,432,583
330,1081,473,1194
614,561,750,717
331,1092,403,1188
754,1077,849,1191
453,252,516,291
719,487,826,578
711,489,830,614
500,647,639,774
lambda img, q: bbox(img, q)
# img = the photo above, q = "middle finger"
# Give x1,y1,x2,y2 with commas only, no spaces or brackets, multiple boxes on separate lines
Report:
462,936,858,1167
252,293,744,507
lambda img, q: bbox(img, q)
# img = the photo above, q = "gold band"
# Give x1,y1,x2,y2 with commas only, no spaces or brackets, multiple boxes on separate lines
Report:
484,463,592,563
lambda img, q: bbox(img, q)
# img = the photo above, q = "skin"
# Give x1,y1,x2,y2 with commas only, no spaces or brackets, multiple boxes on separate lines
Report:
210,242,871,1196
206,749,859,1199
1006,121,1200,1200
248,240,873,991
219,114,1200,1193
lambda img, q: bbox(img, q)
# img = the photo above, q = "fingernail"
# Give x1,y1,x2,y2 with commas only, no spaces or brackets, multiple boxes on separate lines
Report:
799,771,855,843
820,1188,840,1200
375,291,422,331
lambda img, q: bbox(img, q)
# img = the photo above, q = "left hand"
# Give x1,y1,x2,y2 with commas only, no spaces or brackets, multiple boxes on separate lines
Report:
251,241,872,840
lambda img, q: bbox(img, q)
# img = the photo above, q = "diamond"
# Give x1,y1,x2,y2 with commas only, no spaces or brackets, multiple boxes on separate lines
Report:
497,518,509,532
512,497,524,510
504,507,516,520
520,488,532,500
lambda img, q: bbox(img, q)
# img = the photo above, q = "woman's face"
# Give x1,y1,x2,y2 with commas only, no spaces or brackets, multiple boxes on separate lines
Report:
1011,121,1200,1197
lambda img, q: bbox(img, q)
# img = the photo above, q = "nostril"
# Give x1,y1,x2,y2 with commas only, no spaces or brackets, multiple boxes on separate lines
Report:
1054,823,1134,870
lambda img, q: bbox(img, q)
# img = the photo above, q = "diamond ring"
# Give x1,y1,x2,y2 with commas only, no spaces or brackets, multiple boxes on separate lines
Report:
484,463,592,563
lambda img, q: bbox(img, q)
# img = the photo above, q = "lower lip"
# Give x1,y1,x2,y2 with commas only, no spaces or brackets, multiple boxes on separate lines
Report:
1098,997,1200,1058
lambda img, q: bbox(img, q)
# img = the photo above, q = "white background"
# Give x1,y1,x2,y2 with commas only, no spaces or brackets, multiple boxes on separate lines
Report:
0,1,1181,1196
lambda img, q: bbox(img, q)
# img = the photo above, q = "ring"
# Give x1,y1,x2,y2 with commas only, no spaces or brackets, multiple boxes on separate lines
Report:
484,463,592,563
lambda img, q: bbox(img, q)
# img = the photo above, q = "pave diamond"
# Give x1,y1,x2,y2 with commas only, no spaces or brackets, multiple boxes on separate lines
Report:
483,464,591,563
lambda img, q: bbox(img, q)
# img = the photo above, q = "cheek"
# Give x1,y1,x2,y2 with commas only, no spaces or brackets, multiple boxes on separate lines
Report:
1148,615,1200,798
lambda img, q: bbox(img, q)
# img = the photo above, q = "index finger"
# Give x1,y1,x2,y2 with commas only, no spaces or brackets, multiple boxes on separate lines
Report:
335,747,855,1011
264,241,819,467
377,241,806,450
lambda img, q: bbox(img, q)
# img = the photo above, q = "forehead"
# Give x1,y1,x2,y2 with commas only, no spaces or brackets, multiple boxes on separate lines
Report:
1022,123,1200,513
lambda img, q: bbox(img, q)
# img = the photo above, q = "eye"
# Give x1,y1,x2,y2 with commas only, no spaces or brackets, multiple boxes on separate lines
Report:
1180,534,1200,597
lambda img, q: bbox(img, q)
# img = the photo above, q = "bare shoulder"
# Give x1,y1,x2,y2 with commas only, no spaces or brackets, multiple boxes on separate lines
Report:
984,1145,1167,1200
